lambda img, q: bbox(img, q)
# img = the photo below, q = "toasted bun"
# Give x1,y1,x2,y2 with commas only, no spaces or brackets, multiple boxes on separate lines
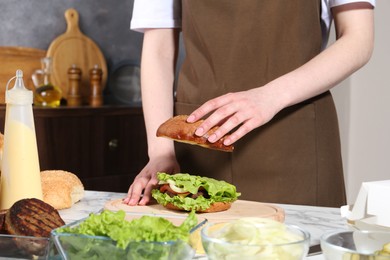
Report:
156,115,234,152
41,170,85,209
164,201,232,213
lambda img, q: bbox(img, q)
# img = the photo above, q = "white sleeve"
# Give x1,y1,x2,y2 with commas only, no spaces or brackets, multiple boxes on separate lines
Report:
321,0,375,49
130,0,181,33
328,0,375,7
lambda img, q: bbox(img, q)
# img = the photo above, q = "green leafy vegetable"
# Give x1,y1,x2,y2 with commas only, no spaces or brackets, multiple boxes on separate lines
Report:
152,172,241,211
55,210,198,259
58,210,197,248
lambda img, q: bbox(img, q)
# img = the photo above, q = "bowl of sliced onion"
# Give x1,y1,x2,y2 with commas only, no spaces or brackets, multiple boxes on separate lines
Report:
200,217,310,260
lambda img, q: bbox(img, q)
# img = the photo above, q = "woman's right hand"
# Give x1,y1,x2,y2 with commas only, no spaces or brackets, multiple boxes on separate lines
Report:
123,154,180,206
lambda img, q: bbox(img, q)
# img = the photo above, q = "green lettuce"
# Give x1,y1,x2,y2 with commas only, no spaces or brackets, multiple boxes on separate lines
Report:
152,172,241,211
57,210,198,249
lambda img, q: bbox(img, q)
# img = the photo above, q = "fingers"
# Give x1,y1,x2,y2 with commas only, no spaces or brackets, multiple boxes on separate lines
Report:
187,93,234,123
189,94,238,136
189,94,250,144
223,119,258,145
187,91,272,145
124,179,146,205
138,181,156,205
123,157,180,206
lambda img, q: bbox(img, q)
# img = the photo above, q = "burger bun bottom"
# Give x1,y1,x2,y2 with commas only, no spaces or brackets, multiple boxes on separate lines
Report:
165,201,232,213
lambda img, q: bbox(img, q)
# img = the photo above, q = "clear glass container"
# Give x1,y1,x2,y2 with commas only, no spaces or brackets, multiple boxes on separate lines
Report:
32,57,62,107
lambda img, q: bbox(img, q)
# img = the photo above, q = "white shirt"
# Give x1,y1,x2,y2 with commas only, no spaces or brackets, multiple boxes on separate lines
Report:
131,0,375,48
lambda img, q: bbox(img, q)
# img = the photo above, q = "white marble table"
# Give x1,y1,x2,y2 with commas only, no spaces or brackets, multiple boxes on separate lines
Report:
58,190,348,260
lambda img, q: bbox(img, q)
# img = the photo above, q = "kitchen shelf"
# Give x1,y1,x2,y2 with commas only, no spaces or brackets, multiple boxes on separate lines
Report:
0,105,148,192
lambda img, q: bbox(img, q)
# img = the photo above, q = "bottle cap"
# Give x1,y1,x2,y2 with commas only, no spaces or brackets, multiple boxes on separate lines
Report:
5,70,33,105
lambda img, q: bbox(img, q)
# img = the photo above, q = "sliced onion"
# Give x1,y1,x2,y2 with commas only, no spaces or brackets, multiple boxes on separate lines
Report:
167,179,187,193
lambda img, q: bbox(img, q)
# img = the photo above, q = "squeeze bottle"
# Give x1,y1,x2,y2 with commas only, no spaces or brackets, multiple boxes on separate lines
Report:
0,70,43,210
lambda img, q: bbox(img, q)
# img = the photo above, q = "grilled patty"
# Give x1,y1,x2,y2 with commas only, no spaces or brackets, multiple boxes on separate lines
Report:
5,198,65,237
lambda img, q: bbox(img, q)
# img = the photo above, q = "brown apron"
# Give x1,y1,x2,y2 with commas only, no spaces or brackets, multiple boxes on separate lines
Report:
174,0,346,207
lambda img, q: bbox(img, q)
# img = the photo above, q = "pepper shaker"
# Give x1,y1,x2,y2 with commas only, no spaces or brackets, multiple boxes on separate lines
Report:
67,64,82,106
89,64,103,107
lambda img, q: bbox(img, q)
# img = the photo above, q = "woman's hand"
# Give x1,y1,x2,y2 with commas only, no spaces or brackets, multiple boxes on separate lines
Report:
123,154,180,206
187,2,374,146
187,86,286,146
124,28,180,206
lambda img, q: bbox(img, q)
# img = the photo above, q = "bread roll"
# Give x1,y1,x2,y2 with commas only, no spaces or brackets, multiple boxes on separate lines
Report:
156,115,234,152
41,170,85,209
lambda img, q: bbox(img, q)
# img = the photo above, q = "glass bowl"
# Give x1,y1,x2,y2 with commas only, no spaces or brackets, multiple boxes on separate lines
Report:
200,218,310,260
51,214,206,260
52,232,194,260
321,230,390,260
0,233,51,259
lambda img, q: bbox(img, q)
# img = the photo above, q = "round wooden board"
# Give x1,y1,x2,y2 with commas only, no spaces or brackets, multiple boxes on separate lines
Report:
104,199,285,223
46,8,107,102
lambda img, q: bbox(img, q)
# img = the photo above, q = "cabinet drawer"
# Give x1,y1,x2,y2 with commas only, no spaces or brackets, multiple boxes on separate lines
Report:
0,105,148,192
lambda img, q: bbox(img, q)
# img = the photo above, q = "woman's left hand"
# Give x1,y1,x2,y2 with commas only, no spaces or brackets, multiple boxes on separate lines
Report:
187,86,285,146
187,2,374,147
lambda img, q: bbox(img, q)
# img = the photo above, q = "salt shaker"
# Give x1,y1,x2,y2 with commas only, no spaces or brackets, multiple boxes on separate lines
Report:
89,64,103,107
67,64,82,106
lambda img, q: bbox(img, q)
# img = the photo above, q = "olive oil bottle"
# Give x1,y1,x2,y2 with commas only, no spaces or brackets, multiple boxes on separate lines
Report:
32,57,62,107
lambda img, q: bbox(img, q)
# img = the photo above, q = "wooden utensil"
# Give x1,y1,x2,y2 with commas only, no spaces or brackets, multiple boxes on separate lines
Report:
46,8,107,103
0,46,46,104
104,199,285,223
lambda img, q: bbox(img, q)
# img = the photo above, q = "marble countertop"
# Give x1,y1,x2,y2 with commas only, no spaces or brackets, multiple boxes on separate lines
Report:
58,190,348,260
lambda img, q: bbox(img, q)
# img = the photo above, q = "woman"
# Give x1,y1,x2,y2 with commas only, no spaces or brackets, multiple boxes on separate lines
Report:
124,0,375,207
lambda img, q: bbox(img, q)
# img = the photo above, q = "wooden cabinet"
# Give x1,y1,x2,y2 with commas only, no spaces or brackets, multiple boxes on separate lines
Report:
0,105,148,192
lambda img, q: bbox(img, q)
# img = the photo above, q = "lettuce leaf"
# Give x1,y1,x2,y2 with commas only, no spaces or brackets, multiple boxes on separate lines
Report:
57,210,198,249
152,172,241,211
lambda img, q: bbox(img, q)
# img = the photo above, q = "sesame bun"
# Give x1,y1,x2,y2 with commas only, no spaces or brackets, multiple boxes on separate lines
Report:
40,170,85,209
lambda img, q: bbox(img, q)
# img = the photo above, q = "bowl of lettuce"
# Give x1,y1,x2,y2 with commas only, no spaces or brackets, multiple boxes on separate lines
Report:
51,210,201,260
201,217,310,260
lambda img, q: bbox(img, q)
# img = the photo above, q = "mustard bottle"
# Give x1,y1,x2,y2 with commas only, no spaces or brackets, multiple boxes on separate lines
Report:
0,70,43,210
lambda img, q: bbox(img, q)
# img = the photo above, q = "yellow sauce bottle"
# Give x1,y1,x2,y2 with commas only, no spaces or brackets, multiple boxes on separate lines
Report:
0,70,43,210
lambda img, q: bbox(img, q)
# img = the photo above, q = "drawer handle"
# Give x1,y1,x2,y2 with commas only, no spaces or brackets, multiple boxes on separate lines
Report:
108,139,119,151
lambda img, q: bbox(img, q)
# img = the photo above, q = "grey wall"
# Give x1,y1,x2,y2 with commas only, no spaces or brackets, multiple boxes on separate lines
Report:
0,0,143,100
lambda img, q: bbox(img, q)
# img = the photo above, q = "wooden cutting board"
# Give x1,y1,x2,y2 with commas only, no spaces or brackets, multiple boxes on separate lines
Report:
46,8,107,102
0,46,46,104
104,199,285,223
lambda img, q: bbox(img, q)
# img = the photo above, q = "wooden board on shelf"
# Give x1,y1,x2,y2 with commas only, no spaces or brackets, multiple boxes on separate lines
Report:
0,46,46,104
46,8,107,102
